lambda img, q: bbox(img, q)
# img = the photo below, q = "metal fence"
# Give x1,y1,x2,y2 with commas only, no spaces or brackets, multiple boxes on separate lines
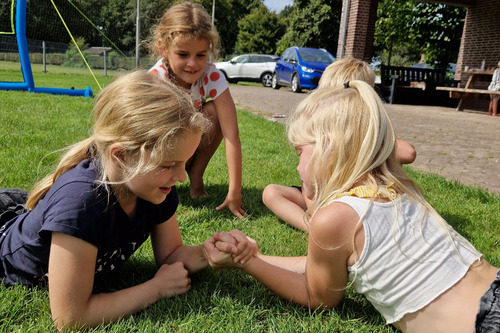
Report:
0,35,155,71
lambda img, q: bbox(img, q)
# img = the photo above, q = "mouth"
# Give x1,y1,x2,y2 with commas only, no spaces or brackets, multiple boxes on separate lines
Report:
159,186,172,195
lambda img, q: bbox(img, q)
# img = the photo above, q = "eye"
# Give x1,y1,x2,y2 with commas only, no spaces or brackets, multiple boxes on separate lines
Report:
294,146,302,156
160,164,175,171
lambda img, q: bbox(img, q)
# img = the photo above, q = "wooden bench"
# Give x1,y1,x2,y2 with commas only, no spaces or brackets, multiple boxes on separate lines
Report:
436,70,496,111
380,65,449,104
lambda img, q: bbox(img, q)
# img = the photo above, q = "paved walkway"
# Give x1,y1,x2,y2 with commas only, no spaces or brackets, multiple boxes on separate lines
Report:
229,85,500,194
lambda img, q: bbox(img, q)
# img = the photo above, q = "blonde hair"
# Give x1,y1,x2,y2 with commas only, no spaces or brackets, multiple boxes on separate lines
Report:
149,1,219,60
318,57,376,89
288,81,413,214
26,70,209,209
288,81,478,260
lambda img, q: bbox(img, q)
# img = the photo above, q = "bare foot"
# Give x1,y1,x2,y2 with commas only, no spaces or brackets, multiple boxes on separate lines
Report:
190,186,209,199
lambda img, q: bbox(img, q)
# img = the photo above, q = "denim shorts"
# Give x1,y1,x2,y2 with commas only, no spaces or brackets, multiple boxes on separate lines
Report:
475,269,500,333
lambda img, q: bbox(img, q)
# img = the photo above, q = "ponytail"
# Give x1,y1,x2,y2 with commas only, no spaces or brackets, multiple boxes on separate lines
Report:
26,138,95,209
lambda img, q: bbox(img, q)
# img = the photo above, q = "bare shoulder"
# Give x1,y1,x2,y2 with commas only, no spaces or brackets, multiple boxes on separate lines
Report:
309,202,360,250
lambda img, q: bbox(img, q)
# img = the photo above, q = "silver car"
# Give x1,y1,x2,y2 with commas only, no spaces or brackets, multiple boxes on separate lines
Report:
215,54,278,87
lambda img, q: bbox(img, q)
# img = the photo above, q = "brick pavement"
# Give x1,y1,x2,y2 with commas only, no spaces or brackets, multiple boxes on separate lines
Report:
229,85,500,194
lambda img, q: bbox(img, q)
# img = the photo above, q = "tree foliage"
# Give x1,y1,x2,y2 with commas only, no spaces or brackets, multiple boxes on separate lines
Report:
375,0,466,68
234,5,285,55
8,0,467,70
276,0,341,55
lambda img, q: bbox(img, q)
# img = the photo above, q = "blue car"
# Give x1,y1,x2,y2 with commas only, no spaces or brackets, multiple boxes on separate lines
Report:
272,47,336,93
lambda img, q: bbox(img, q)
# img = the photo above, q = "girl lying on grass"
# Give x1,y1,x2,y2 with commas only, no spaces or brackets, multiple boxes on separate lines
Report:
0,71,252,330
204,81,500,333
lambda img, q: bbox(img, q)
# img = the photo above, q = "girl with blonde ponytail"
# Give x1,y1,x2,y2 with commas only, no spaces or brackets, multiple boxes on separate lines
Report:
262,58,416,233
0,71,255,330
205,81,500,333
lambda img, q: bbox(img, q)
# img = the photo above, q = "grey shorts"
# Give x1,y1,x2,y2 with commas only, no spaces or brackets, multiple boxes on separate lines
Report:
475,269,500,333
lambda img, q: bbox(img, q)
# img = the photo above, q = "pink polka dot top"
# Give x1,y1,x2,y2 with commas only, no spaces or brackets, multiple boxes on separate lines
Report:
149,59,229,111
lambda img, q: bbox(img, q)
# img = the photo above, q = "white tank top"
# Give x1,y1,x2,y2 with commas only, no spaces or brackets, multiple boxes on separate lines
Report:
332,195,481,323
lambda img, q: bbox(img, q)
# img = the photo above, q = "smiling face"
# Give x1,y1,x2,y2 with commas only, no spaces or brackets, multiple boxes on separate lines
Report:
295,143,316,200
163,37,209,89
123,131,201,206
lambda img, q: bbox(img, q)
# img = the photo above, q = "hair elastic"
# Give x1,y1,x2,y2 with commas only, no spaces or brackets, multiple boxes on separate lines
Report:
344,81,350,88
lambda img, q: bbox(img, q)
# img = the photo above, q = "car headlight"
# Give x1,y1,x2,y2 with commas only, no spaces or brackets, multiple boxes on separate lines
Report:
300,66,314,73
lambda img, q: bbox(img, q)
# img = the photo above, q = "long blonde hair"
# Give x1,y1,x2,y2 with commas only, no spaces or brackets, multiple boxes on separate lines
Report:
149,1,219,60
26,70,209,209
288,81,478,260
318,57,376,89
288,81,416,216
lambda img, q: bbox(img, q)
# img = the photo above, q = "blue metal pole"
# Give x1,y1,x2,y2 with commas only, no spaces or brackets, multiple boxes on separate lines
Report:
16,0,35,91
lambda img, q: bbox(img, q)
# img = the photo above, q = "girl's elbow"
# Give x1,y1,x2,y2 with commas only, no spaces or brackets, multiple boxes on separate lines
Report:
52,315,86,332
51,306,97,331
307,293,344,309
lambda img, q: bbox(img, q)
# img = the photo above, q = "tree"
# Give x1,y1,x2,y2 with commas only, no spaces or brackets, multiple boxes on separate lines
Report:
208,0,261,57
276,0,341,56
374,0,466,68
235,5,285,55
410,2,465,69
374,0,419,66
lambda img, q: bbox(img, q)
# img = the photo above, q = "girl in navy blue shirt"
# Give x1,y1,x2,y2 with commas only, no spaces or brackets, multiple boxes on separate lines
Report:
0,71,253,330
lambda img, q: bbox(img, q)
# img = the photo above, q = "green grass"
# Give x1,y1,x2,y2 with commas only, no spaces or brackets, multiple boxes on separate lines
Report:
1,64,499,332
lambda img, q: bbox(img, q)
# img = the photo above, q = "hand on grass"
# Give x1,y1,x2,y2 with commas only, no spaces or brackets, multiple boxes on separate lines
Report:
152,262,191,298
216,193,247,219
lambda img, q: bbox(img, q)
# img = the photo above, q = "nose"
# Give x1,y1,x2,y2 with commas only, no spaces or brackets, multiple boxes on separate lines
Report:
186,56,197,68
174,165,188,183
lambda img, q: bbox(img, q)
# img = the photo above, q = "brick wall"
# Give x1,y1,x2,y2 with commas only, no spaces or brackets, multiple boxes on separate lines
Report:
456,0,500,86
337,0,378,62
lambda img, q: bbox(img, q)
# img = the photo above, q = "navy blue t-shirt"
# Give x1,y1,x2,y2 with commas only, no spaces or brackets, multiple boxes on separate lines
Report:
0,160,178,286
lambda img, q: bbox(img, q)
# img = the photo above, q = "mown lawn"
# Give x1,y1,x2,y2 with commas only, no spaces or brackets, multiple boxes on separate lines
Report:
1,63,499,332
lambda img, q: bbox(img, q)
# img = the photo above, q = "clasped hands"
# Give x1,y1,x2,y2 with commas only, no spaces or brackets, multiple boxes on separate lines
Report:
203,229,259,269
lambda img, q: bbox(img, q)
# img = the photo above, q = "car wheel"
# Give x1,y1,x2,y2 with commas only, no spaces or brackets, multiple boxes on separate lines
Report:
291,74,301,93
261,72,273,87
272,73,280,90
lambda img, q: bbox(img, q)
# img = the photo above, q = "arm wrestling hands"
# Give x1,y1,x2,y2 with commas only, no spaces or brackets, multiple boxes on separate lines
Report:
203,230,259,268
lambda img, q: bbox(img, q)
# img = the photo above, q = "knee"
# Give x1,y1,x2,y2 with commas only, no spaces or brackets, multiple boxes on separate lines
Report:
202,102,218,122
201,102,221,134
262,184,280,206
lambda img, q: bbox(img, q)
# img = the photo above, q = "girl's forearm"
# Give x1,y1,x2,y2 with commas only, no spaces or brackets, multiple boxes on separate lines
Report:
53,279,165,330
224,137,243,195
240,256,311,307
258,254,307,274
163,244,208,273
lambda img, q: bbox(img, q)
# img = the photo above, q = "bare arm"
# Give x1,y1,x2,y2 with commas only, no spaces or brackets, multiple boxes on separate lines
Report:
395,138,417,164
48,232,191,330
212,88,246,218
150,212,208,274
206,205,356,309
242,206,352,308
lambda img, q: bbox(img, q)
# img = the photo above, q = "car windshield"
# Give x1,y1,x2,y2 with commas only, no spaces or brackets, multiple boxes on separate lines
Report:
297,49,334,63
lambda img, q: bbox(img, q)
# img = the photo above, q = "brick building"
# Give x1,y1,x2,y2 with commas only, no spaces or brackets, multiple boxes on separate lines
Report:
337,0,500,86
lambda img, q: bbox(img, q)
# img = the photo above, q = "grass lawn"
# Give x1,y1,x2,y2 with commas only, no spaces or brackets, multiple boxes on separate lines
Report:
1,63,499,332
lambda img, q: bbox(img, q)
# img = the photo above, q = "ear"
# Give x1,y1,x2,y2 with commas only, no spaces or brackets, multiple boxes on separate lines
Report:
109,143,126,166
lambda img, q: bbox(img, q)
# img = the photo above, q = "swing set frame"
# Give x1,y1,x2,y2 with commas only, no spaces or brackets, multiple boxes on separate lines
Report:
0,0,93,97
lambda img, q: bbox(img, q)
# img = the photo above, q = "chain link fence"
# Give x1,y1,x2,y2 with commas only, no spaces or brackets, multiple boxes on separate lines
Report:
0,35,155,71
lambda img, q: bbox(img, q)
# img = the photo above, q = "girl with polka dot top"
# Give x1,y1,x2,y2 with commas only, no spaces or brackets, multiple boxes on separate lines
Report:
149,1,246,218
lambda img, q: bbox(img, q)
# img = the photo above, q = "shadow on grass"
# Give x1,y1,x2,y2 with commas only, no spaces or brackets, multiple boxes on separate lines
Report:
177,183,274,220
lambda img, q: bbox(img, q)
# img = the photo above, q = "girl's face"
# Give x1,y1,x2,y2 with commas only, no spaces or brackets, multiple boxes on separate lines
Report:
125,132,201,205
164,37,209,89
295,144,315,199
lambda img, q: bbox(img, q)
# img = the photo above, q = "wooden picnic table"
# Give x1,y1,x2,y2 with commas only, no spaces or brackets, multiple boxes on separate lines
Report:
436,70,496,111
